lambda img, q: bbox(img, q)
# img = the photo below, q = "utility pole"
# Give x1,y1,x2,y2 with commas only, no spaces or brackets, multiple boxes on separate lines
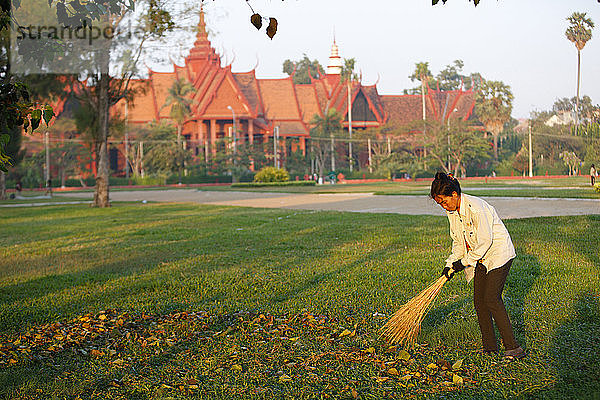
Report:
45,131,50,184
274,126,279,168
330,132,335,172
368,138,372,173
347,80,353,172
447,118,451,172
140,141,144,178
528,125,533,177
124,100,129,180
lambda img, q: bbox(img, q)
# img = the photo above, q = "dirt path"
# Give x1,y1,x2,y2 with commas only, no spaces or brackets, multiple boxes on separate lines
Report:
55,189,600,219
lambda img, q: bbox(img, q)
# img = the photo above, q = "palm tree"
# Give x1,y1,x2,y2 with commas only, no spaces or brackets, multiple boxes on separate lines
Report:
410,62,433,162
565,12,594,130
309,108,342,177
475,80,513,160
410,62,432,121
341,58,358,172
162,78,195,184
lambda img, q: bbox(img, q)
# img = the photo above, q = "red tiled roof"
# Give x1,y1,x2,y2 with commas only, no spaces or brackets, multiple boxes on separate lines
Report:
120,80,155,123
150,71,178,119
202,72,252,118
313,80,330,111
381,95,424,126
272,120,308,136
362,85,384,122
294,84,322,124
257,78,302,120
232,70,263,116
47,8,481,141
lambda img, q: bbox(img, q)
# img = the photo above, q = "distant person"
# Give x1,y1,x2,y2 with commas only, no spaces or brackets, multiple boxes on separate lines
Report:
15,181,22,195
45,178,53,196
590,164,597,186
430,172,525,361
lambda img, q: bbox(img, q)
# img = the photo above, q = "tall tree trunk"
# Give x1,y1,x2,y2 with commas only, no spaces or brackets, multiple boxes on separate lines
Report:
421,81,426,121
177,124,182,185
330,133,335,172
421,80,427,160
576,49,581,133
93,72,111,207
454,157,462,178
493,131,499,160
0,171,6,200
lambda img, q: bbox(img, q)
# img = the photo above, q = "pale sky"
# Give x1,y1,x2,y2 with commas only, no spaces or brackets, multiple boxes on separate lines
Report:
152,0,600,119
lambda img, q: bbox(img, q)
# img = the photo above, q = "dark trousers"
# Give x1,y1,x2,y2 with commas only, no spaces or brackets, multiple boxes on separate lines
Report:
473,259,519,351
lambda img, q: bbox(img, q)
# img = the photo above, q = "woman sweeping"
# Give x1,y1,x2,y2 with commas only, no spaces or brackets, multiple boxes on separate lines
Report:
431,172,525,360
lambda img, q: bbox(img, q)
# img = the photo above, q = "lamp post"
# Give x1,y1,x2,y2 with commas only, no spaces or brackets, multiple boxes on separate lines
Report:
528,124,533,178
347,80,353,172
274,126,280,168
124,100,129,180
227,106,237,182
45,131,50,188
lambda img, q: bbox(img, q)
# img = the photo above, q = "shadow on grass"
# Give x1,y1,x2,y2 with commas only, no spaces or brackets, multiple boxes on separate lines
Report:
538,292,600,399
420,252,541,351
505,252,541,350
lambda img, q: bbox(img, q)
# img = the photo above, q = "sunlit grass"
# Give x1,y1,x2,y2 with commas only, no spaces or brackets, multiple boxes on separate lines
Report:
0,204,598,399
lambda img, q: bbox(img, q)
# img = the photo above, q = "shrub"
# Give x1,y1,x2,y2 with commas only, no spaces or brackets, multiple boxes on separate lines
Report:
594,183,600,193
253,167,289,183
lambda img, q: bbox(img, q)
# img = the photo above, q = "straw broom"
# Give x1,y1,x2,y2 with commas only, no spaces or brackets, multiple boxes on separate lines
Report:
380,270,452,347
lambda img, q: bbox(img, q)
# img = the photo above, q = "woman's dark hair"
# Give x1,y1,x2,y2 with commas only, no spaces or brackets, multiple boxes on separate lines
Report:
430,172,461,198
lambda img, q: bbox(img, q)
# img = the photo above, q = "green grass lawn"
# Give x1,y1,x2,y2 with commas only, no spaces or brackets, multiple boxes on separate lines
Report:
196,177,600,199
0,191,92,205
1,204,598,399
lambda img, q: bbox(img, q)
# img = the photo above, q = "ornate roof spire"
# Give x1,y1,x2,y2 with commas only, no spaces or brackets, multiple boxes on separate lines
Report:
187,6,218,62
326,31,342,75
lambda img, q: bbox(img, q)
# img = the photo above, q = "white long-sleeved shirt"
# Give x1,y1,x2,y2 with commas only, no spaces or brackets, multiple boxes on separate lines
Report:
444,193,516,283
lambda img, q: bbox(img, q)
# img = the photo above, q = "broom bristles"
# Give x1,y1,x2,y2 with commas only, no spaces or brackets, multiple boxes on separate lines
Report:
380,274,449,347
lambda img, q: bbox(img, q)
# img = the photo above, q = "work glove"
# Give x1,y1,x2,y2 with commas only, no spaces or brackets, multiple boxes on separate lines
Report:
452,260,466,273
441,266,455,280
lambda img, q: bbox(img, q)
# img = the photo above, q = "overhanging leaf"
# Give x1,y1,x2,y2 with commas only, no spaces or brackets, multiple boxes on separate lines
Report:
266,18,277,39
251,13,262,30
43,106,55,126
30,109,42,131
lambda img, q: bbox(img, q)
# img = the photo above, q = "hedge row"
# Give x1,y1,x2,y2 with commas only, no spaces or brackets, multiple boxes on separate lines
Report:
231,181,316,188
9,175,256,189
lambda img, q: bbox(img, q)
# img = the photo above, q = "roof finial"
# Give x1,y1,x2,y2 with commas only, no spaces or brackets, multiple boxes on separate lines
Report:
326,29,342,75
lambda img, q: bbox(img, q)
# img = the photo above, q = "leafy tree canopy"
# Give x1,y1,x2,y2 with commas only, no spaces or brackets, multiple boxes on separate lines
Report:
282,55,324,85
565,12,594,51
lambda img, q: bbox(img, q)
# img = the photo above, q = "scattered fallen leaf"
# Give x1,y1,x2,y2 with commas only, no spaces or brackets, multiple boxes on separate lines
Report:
453,374,464,385
90,349,104,357
339,329,352,337
452,359,463,371
397,349,411,361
